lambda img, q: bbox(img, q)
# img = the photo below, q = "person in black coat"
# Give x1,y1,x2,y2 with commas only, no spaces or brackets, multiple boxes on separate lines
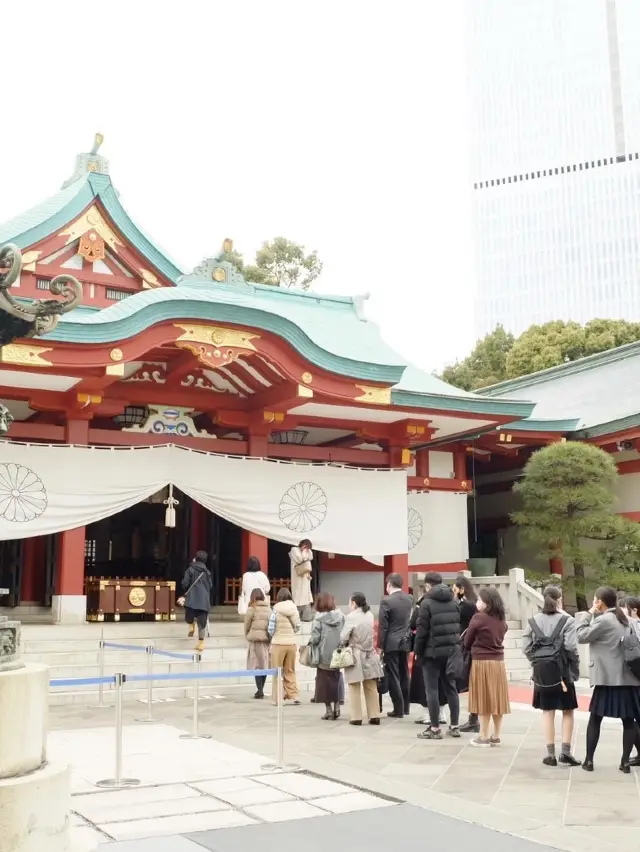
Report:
378,573,413,718
409,594,448,726
453,575,479,733
414,572,461,739
182,550,213,652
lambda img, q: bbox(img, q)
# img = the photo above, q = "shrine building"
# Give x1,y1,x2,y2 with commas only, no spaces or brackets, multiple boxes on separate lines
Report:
2,139,638,625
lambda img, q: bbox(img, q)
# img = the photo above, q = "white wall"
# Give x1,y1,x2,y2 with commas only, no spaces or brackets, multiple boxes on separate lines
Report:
616,473,640,513
319,571,384,606
429,451,454,477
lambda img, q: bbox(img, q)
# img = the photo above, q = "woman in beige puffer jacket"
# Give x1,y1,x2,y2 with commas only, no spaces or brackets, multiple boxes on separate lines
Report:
244,588,272,699
270,588,301,704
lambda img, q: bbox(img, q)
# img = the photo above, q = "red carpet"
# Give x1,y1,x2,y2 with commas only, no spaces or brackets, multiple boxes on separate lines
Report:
508,683,591,711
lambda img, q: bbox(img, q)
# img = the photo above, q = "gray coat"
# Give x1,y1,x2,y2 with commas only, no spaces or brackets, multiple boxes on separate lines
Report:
182,560,212,613
340,608,383,685
309,609,345,669
575,609,640,687
523,610,580,683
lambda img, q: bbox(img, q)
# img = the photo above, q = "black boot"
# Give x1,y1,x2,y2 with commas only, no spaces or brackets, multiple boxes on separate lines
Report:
322,703,333,720
332,702,340,720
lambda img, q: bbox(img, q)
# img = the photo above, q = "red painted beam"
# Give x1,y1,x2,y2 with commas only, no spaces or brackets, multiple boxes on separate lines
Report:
268,444,389,466
248,383,313,412
407,476,471,493
618,459,640,475
7,422,65,441
87,429,248,454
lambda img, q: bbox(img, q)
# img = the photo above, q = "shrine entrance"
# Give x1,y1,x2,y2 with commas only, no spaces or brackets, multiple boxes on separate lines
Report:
84,489,243,608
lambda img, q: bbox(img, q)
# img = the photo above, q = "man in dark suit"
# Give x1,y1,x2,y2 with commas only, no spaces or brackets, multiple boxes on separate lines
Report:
378,572,413,718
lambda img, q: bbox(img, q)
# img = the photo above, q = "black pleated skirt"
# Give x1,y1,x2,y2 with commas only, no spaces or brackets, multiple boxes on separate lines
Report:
589,686,640,719
533,682,578,711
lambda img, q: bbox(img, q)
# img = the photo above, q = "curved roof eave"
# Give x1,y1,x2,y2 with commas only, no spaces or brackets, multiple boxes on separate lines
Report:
0,173,183,284
46,292,407,385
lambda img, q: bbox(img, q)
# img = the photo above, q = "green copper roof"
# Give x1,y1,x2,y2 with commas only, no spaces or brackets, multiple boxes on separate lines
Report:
0,172,182,284
478,341,640,435
0,145,535,423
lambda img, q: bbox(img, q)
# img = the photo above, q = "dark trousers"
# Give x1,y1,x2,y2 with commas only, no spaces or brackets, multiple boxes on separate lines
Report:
385,651,410,715
185,608,208,640
423,656,459,728
255,675,267,693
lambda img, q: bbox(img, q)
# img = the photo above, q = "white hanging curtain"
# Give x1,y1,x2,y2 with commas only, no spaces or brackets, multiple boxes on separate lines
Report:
365,490,468,567
0,443,407,556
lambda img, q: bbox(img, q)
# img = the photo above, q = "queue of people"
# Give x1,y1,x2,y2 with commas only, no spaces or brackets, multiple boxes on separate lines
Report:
183,548,640,771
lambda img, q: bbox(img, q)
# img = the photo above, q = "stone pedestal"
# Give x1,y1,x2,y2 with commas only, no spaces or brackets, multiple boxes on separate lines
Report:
0,617,70,851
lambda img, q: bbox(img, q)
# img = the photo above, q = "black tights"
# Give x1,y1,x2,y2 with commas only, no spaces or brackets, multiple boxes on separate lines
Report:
586,714,637,762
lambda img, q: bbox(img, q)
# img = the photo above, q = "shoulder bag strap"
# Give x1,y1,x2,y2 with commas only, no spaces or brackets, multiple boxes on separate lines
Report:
549,614,569,642
185,570,205,597
528,616,546,642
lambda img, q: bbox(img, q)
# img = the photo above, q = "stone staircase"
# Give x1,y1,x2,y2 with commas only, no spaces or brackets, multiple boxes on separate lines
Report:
22,614,532,706
24,619,318,706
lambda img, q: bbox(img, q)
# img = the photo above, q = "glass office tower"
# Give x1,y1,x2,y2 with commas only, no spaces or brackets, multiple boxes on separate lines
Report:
468,1,640,337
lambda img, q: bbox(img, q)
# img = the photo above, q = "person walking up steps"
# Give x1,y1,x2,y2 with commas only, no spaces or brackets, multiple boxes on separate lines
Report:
523,585,581,766
464,587,511,747
414,572,461,740
576,586,640,773
181,550,212,653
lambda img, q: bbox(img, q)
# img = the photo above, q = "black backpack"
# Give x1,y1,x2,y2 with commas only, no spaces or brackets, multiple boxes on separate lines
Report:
527,615,569,691
621,627,640,681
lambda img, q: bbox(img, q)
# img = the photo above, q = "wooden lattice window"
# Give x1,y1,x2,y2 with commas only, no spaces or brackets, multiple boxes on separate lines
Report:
105,288,129,301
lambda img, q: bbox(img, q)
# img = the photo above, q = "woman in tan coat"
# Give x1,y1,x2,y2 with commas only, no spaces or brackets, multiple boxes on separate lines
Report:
340,592,383,726
270,588,301,704
244,588,271,700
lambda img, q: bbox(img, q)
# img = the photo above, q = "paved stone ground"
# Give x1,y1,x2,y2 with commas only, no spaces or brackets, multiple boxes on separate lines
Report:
49,690,639,852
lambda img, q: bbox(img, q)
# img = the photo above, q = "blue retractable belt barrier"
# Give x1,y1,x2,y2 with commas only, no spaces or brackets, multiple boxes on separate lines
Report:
50,675,117,688
102,642,147,653
151,649,194,661
127,668,277,684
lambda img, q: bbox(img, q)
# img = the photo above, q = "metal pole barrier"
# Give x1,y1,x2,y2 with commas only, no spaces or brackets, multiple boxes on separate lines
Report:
277,667,285,766
180,653,211,741
261,667,299,772
98,629,105,708
96,673,140,788
136,643,155,723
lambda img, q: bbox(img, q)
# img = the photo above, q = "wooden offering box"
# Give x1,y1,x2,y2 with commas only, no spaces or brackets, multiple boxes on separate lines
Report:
85,577,176,622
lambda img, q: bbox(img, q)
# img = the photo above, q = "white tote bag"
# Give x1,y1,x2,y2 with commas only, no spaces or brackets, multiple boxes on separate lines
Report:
237,592,248,615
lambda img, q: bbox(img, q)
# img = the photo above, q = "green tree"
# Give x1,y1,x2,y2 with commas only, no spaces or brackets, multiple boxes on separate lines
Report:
505,319,640,379
512,441,640,610
441,318,640,390
244,237,322,290
441,325,515,391
220,237,323,290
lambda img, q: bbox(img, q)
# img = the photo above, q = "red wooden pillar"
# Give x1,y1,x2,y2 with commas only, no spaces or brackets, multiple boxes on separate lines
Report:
241,530,269,573
383,553,409,588
54,418,90,622
416,449,430,479
453,449,467,481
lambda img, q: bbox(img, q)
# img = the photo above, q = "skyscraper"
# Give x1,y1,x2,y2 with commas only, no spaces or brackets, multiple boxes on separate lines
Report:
468,0,640,338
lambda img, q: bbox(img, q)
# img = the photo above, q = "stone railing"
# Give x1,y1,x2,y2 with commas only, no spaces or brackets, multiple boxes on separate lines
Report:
470,567,544,628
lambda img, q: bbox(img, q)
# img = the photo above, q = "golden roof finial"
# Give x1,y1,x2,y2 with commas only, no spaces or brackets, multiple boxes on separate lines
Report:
222,238,233,254
90,133,105,155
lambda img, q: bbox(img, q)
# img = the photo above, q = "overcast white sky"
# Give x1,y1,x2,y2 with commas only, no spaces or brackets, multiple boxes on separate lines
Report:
1,0,474,373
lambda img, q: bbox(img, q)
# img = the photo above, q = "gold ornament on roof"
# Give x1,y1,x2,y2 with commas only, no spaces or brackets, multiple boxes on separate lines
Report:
212,267,226,282
222,238,233,253
110,348,124,362
91,133,105,155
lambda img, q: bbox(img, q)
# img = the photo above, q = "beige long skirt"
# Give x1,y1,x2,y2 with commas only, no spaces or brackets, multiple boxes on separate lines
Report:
468,659,511,716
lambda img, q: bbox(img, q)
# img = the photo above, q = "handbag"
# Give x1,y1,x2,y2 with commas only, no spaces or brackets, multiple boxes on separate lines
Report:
446,644,465,681
237,593,248,616
377,661,389,695
330,645,355,669
299,643,320,668
177,571,205,607
622,626,640,680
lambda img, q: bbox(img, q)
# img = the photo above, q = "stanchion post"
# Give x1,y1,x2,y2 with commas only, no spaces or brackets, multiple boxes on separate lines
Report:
96,673,140,788
277,666,284,766
98,629,105,708
180,653,211,741
136,643,155,723
261,667,299,772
